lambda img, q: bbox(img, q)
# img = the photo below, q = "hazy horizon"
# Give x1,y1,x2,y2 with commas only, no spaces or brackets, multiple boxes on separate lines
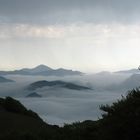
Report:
0,0,140,72
0,63,139,74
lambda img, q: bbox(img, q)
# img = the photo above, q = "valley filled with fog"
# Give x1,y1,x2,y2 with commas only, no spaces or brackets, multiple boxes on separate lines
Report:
0,70,139,125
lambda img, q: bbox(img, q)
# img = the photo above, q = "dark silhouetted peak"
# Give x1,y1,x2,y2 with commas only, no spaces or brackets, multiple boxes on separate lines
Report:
28,80,91,91
0,97,41,120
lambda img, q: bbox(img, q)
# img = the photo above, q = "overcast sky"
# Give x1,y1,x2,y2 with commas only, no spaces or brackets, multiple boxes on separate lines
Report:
0,0,140,72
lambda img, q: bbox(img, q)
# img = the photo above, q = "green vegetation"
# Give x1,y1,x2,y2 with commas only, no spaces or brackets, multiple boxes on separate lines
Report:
0,89,140,140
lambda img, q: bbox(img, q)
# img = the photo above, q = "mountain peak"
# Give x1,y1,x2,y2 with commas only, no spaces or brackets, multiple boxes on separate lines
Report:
0,65,82,76
32,64,52,73
34,64,51,69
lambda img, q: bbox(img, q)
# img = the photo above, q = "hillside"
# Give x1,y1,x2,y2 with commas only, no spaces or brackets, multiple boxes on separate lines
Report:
0,97,59,140
1,89,140,140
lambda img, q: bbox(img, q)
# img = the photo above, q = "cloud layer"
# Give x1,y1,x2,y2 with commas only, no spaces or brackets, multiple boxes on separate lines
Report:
0,0,140,25
0,22,140,72
1,23,140,39
0,0,140,71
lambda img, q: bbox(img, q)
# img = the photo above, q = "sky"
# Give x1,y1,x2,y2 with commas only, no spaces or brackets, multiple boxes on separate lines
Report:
0,0,140,72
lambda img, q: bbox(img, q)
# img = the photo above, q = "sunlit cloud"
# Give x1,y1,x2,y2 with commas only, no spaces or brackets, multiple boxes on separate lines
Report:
0,24,65,39
0,23,140,72
0,23,140,40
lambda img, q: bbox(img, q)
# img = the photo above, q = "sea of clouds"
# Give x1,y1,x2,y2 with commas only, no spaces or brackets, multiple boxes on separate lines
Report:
0,73,134,125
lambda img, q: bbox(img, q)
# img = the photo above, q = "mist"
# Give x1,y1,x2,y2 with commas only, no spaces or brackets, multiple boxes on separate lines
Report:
0,72,136,125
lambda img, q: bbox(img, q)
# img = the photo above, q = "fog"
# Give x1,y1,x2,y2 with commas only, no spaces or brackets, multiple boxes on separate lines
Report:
0,72,136,125
19,91,121,125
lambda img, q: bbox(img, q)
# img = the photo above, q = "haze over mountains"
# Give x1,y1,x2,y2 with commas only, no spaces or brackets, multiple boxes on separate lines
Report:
0,66,140,125
0,64,82,76
0,64,139,76
120,74,140,90
115,68,140,74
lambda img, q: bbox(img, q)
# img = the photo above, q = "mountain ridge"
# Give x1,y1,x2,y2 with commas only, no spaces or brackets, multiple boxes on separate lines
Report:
120,74,140,89
115,68,139,74
0,65,83,76
27,80,91,91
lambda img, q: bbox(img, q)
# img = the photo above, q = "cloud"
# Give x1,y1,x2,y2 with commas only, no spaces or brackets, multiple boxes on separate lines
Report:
1,23,140,40
0,74,127,125
0,0,140,25
0,24,65,39
0,22,140,72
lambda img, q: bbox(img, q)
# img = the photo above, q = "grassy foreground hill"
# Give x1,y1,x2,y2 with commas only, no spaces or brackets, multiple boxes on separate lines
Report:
1,89,140,140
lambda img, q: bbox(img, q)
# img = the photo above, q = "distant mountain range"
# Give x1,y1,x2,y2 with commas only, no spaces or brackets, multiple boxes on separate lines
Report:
96,71,112,75
96,68,140,75
121,74,140,89
107,74,140,91
0,76,14,83
115,68,139,74
27,80,91,91
0,65,83,76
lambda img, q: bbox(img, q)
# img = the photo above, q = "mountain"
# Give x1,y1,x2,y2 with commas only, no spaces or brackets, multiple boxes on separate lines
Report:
27,80,91,91
115,68,139,74
0,97,59,140
121,74,140,89
0,76,14,83
21,64,52,73
36,68,82,76
106,74,140,91
1,89,140,139
0,65,82,76
96,71,111,75
26,92,42,98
